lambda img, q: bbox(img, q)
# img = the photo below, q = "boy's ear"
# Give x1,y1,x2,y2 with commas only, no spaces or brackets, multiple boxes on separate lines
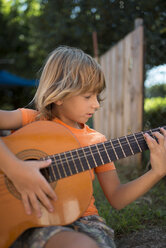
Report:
55,100,63,106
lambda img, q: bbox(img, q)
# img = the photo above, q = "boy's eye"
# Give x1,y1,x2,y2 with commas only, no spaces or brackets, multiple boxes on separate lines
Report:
84,95,91,99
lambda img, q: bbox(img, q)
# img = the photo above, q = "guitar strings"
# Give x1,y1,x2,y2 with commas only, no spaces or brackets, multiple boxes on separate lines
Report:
47,134,151,166
41,127,166,178
51,126,165,165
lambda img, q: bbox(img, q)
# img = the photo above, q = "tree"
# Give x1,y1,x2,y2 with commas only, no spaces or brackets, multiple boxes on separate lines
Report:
0,0,41,78
27,0,166,70
0,0,166,109
1,0,166,77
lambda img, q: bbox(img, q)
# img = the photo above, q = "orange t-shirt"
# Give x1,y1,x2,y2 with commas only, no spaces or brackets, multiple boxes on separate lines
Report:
19,108,116,216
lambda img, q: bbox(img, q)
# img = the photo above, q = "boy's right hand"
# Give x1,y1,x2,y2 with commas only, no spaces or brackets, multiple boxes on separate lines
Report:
8,159,57,218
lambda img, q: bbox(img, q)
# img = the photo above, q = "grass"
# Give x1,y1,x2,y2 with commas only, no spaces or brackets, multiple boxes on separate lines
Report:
93,162,166,238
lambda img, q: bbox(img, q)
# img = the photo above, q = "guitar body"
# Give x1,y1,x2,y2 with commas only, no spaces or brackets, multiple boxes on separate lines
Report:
0,121,92,248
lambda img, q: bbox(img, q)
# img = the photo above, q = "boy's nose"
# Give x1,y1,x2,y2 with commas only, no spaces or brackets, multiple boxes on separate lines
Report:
92,97,100,110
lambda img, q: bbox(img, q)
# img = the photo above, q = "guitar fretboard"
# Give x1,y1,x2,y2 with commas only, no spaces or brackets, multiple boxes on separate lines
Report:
41,126,166,182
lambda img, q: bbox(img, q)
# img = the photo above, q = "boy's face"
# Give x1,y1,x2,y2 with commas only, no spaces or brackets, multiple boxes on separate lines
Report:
54,92,100,128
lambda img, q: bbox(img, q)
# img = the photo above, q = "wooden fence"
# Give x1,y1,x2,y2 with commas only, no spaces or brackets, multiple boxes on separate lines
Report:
93,19,144,166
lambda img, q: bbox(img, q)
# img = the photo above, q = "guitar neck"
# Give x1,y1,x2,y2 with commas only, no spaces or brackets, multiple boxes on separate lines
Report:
42,126,166,183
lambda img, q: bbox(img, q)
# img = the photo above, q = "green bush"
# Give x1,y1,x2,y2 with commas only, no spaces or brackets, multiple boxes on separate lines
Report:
144,97,166,129
145,84,166,98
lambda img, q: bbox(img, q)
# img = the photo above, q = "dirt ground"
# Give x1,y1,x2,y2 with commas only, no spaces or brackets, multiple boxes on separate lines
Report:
115,226,166,248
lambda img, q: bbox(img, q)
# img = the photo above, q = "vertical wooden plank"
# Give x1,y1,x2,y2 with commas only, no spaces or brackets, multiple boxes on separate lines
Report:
131,26,144,132
123,33,132,136
120,32,133,165
106,49,113,139
110,46,117,138
130,26,144,165
115,40,124,138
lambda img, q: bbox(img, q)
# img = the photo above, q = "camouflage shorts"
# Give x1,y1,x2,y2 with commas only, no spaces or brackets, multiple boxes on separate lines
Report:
11,215,116,248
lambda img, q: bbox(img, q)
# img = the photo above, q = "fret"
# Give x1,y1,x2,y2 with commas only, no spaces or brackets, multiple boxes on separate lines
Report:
112,139,124,159
52,154,62,179
55,154,66,178
91,144,104,165
140,131,149,149
76,149,85,172
84,146,100,169
117,138,126,157
59,153,71,177
133,133,142,152
119,137,133,157
81,148,92,170
148,129,158,143
105,141,118,161
102,143,112,162
88,144,105,167
48,156,57,181
71,150,84,173
135,132,148,151
127,134,141,154
68,151,79,174
95,144,104,164
79,147,95,170
109,140,119,160
64,152,73,175
89,146,98,167
65,151,79,175
125,136,134,155
97,143,111,163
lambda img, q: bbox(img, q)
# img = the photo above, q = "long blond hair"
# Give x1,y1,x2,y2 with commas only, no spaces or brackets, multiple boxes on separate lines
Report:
34,46,105,120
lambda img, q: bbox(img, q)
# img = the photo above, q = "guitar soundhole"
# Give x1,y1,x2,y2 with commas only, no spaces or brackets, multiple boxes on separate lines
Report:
5,176,21,200
4,175,57,200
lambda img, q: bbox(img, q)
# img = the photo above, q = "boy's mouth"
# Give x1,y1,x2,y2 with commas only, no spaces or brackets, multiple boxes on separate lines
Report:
87,113,93,117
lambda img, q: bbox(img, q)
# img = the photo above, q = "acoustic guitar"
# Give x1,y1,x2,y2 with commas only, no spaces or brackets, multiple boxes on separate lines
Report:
0,121,165,248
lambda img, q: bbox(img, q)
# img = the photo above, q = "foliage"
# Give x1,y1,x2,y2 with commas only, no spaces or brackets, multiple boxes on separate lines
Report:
145,84,166,98
0,0,166,78
0,0,166,109
25,0,166,71
144,97,166,129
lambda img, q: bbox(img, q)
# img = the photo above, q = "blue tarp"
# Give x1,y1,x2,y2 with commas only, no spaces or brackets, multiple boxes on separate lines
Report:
0,70,37,87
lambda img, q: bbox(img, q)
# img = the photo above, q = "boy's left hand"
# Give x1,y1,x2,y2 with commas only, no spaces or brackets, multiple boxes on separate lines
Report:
144,128,166,178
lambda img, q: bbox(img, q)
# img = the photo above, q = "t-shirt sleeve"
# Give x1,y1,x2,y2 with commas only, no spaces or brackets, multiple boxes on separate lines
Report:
19,108,37,126
95,161,116,174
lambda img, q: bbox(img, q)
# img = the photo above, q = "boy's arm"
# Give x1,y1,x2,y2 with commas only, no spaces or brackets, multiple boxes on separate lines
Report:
0,109,57,217
97,128,166,210
0,139,57,217
0,109,22,129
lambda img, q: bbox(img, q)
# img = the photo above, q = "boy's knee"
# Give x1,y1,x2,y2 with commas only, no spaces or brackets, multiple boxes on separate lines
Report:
45,231,99,248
